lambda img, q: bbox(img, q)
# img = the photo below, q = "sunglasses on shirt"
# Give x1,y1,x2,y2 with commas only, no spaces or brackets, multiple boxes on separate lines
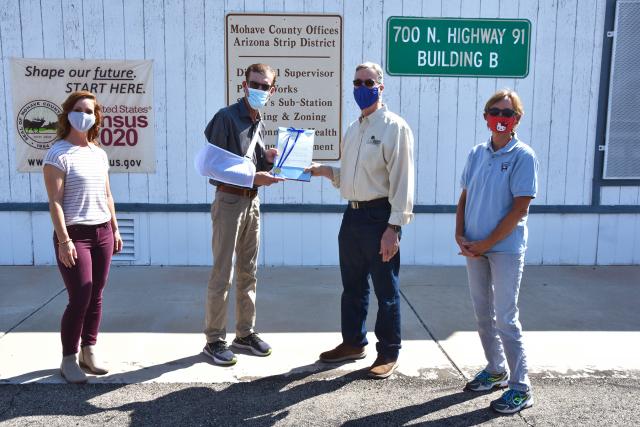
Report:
486,108,517,118
352,78,378,88
248,81,272,91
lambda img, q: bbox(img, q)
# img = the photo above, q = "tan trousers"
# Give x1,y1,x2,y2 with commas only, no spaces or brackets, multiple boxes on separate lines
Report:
204,191,260,343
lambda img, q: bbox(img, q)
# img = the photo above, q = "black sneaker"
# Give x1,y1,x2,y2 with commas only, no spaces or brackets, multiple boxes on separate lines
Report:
232,332,272,356
203,341,237,366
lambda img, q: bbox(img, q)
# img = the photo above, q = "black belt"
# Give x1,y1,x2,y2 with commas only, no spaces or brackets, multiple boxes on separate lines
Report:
67,222,110,230
348,198,390,209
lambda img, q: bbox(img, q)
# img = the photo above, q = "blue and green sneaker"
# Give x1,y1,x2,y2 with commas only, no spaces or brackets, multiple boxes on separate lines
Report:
490,389,534,414
464,370,509,392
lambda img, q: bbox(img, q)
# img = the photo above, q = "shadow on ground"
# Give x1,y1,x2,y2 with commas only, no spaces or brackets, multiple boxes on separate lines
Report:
0,348,497,426
0,372,497,426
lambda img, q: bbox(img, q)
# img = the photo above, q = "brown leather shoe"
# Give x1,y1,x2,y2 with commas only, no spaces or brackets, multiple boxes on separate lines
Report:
368,354,399,379
319,343,366,362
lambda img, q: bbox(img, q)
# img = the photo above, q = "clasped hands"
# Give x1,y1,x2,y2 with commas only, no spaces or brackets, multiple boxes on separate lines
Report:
456,235,492,257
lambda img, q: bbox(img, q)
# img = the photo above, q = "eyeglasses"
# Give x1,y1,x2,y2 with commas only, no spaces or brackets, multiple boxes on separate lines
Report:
353,79,378,88
487,108,517,118
248,81,271,91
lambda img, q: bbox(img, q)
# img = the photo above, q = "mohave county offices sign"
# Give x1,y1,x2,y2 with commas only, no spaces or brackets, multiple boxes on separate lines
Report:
386,17,531,78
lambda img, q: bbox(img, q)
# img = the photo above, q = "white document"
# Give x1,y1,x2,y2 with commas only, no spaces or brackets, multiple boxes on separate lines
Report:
272,127,315,181
194,142,256,188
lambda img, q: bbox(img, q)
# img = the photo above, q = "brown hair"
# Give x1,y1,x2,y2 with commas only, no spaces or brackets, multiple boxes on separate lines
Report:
484,88,524,117
244,63,277,87
56,91,102,144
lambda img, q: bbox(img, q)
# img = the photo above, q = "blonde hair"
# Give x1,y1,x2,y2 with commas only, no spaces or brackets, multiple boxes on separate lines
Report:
484,89,524,116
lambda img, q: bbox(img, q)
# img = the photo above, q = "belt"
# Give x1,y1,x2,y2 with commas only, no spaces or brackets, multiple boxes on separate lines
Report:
67,222,110,230
216,184,258,198
348,197,390,209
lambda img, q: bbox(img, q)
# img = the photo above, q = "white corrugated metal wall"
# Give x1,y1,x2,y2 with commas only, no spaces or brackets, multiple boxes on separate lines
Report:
1,0,639,266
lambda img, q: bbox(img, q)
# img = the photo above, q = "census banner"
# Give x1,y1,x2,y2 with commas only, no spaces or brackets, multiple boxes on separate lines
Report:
10,58,155,173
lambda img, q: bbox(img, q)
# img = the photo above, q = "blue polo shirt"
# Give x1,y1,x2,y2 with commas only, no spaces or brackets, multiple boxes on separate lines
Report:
460,136,538,254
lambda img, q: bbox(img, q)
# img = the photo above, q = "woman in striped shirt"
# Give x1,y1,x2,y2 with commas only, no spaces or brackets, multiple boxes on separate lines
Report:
43,91,123,384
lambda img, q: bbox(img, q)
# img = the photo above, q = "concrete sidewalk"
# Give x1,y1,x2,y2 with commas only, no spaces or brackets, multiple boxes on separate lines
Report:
1,265,639,384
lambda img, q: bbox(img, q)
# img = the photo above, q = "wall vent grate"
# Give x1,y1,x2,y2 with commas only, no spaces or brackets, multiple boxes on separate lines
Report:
603,0,640,179
112,216,136,263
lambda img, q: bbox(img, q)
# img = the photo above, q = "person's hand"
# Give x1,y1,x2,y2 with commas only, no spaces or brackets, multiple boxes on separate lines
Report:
265,148,278,164
466,239,493,257
113,229,123,254
380,227,400,262
254,171,285,186
58,240,77,268
305,162,332,179
455,234,476,257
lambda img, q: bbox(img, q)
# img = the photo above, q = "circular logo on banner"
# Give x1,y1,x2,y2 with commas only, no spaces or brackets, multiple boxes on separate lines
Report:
16,100,62,150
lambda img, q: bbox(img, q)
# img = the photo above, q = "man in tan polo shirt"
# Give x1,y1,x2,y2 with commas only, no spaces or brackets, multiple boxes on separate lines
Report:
202,63,284,366
307,62,415,378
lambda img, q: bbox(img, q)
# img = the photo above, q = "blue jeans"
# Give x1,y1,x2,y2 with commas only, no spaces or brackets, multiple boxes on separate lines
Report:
338,204,401,360
466,253,531,392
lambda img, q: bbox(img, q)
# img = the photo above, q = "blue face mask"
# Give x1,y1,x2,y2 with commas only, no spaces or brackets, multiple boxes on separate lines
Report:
246,87,270,110
353,86,379,110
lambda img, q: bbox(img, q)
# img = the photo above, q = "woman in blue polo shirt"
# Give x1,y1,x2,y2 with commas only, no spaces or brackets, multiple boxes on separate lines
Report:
455,89,538,414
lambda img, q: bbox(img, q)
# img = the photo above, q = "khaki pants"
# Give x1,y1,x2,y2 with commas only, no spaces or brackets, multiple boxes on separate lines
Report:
204,191,260,343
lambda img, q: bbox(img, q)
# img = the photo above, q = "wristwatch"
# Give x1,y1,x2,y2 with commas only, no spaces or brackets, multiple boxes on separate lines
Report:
387,224,401,233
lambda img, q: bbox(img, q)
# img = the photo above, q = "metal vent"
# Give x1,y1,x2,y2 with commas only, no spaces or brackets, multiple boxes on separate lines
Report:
603,0,640,179
112,216,136,263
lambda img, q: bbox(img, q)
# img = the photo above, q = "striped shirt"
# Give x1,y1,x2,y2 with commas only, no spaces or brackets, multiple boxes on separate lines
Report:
43,140,111,226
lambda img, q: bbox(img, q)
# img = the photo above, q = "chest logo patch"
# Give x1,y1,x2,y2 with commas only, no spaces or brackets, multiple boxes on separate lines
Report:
367,135,382,145
501,162,510,172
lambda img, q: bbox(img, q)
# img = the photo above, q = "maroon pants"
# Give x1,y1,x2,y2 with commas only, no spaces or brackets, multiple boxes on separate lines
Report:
54,222,114,356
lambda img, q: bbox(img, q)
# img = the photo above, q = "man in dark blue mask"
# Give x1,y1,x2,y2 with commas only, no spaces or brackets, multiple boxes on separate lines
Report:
307,62,415,379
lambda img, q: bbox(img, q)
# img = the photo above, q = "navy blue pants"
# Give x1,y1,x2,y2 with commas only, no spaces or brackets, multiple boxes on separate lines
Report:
338,204,401,360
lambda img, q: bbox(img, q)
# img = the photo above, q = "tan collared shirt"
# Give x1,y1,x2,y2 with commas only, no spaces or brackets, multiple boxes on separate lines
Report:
331,105,415,226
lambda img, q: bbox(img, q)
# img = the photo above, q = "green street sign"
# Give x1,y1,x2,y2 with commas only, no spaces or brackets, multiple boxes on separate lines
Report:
386,17,531,78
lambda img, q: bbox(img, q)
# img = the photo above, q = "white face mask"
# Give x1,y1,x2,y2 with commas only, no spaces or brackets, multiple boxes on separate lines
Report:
68,111,96,132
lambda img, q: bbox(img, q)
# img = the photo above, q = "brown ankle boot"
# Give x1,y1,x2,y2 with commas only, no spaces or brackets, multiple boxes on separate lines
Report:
319,343,366,363
368,354,398,379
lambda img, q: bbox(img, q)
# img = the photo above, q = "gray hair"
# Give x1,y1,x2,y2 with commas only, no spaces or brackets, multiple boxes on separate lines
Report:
355,62,384,83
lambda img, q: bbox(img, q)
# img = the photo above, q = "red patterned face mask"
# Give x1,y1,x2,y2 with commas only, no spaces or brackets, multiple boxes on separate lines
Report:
487,115,517,134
